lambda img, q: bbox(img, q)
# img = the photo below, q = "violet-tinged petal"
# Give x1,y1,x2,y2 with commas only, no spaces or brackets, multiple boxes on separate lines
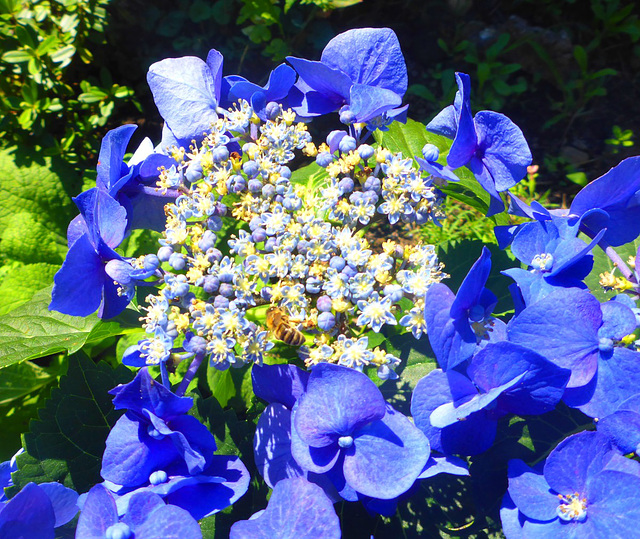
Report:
321,28,407,94
412,369,496,455
598,409,640,454
450,246,492,318
0,483,56,539
290,422,340,474
430,375,523,429
229,477,340,539
585,471,640,537
49,233,105,317
37,482,78,527
447,73,476,169
97,124,137,191
426,104,457,139
603,452,640,475
469,161,507,216
147,56,219,141
121,491,164,528
543,431,613,495
75,484,118,539
344,407,430,499
348,83,402,123
251,363,309,409
599,300,637,340
110,368,193,419
473,111,531,192
73,188,128,250
418,455,469,479
468,342,570,416
133,502,202,539
254,403,306,488
285,57,351,103
507,459,557,522
98,278,132,319
507,288,601,388
163,456,250,519
294,363,385,447
570,156,640,246
564,347,640,418
499,493,528,539
415,157,461,183
127,188,176,232
101,413,178,487
423,283,477,370
206,49,223,100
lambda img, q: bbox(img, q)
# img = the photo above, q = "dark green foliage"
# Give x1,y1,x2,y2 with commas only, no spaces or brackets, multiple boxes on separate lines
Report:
7,353,133,495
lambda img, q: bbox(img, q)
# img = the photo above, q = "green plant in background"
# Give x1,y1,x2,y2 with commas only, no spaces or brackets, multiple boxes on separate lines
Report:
605,125,634,153
0,0,138,165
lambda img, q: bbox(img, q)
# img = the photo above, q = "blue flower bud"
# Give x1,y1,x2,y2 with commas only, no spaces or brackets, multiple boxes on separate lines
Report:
252,227,267,243
207,248,223,263
169,253,186,270
149,469,168,485
203,275,220,294
212,146,230,162
266,101,282,119
143,254,160,272
422,143,440,162
248,179,263,193
260,287,273,302
185,160,203,183
358,144,375,160
363,190,379,204
106,522,132,539
363,175,381,193
283,196,302,212
339,135,357,153
306,277,322,294
330,256,346,271
349,191,363,203
243,160,259,177
198,230,217,252
214,295,230,309
342,265,357,278
339,177,355,194
339,108,356,125
147,425,164,440
316,152,334,167
316,295,333,312
262,184,276,199
207,216,223,231
157,245,173,262
279,166,292,179
318,311,336,331
264,237,277,252
231,175,247,193
214,202,227,217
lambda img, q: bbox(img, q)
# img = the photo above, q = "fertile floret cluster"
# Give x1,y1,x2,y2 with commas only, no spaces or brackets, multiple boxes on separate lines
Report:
123,102,445,379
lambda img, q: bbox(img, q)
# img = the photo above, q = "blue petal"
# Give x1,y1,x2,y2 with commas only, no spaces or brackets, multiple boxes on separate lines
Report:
599,300,637,340
320,28,407,95
229,478,340,539
121,491,164,528
97,124,137,192
586,471,640,537
252,363,309,409
570,156,640,246
286,57,351,105
447,73,477,169
507,288,601,388
293,364,385,447
38,482,78,527
132,500,201,539
468,342,570,416
253,403,306,488
473,110,531,191
598,409,640,454
348,83,402,123
147,55,219,141
344,406,430,499
450,246,492,318
50,233,105,317
426,104,457,139
290,420,340,474
543,431,613,495
75,484,118,539
507,459,557,522
418,455,469,479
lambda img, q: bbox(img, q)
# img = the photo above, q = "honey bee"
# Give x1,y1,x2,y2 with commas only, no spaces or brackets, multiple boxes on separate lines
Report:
266,306,305,346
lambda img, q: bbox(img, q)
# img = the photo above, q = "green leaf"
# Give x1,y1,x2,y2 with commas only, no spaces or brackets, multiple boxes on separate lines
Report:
0,287,140,368
584,238,640,301
207,366,236,408
8,353,134,494
2,50,32,63
0,390,49,462
289,160,329,191
0,263,60,316
0,359,61,405
49,44,76,65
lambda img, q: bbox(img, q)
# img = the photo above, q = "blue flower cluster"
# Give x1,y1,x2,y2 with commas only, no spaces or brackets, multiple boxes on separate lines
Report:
35,24,640,538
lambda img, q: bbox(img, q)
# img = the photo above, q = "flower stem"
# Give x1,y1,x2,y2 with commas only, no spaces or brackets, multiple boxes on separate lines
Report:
176,351,205,396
